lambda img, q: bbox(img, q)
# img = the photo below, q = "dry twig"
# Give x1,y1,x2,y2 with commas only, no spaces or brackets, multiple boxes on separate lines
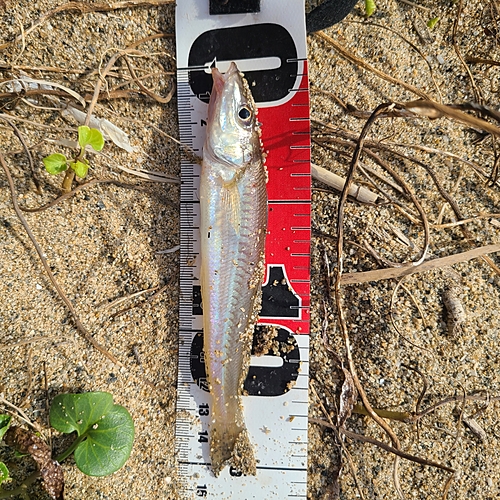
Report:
316,31,432,100
333,103,406,499
341,244,500,285
0,0,175,51
0,150,122,366
311,418,455,474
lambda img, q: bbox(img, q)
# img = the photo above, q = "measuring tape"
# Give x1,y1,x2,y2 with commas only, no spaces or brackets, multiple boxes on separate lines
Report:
175,1,311,497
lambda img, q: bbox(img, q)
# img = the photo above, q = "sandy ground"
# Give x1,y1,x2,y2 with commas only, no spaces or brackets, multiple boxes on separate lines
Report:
1,0,500,499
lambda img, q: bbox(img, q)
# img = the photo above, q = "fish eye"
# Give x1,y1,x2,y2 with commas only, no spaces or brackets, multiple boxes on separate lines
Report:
238,106,252,121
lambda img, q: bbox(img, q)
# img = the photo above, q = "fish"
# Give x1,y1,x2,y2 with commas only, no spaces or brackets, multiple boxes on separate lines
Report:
200,62,267,476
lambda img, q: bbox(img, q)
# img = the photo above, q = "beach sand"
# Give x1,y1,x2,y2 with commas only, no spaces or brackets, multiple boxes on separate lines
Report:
1,0,499,498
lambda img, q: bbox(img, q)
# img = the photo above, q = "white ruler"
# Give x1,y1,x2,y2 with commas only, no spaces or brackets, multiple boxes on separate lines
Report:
175,1,311,498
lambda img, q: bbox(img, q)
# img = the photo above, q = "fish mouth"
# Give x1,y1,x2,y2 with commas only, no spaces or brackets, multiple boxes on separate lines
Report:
211,67,225,95
208,62,239,123
211,62,238,90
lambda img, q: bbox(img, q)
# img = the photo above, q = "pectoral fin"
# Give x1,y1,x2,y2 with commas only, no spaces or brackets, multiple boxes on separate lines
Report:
221,182,241,235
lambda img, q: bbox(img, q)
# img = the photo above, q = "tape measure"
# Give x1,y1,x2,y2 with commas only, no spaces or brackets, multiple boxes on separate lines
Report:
175,1,311,497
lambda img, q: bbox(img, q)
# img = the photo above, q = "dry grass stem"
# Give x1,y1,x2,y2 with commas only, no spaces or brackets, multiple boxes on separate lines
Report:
349,20,443,101
0,150,122,367
341,244,500,285
316,31,432,101
0,1,175,51
332,103,406,499
311,162,379,203
310,380,366,500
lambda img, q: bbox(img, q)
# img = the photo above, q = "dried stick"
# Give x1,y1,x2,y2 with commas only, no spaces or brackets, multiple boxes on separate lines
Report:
0,87,168,104
432,214,500,229
403,100,500,137
0,336,64,351
311,162,379,203
0,115,40,193
0,398,44,435
451,0,483,104
400,363,428,438
315,98,500,139
99,286,160,311
349,20,442,101
396,150,500,277
340,244,500,285
435,169,462,225
123,55,174,104
389,279,432,353
385,141,500,276
19,178,157,213
0,151,122,367
312,118,500,187
85,48,151,127
310,380,366,500
310,418,455,474
416,393,500,420
312,138,406,196
0,1,174,51
319,133,430,266
442,385,466,459
315,31,432,101
465,57,500,66
333,102,405,499
358,148,430,265
0,62,94,73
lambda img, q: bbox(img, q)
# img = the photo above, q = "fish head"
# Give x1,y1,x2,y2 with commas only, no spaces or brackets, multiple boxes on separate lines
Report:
205,62,261,178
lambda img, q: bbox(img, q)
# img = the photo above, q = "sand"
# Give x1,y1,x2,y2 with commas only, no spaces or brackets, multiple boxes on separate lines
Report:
0,0,499,498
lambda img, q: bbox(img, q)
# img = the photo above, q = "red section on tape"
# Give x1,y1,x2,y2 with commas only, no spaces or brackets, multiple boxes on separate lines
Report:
259,67,311,202
259,64,311,334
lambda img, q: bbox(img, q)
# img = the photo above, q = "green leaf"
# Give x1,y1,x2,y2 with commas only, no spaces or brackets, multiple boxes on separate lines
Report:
70,160,89,178
0,415,11,441
49,393,134,476
73,404,134,477
427,17,439,29
50,392,114,437
365,0,376,16
0,462,9,486
78,125,104,151
43,153,68,175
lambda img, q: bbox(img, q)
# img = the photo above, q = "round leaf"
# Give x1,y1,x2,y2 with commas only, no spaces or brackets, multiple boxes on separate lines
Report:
71,160,89,178
50,392,114,437
0,415,11,440
43,153,68,175
78,125,104,151
74,404,134,476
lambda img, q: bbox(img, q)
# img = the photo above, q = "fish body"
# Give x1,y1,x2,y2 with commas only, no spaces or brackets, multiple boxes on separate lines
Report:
200,62,267,476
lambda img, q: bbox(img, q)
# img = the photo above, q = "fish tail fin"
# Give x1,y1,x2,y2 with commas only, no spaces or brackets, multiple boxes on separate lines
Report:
210,421,256,477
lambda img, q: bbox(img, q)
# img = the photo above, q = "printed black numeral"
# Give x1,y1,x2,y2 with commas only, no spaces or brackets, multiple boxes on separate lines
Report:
198,403,209,416
191,326,300,396
188,24,298,104
229,466,243,477
198,430,208,443
196,484,208,497
261,265,300,318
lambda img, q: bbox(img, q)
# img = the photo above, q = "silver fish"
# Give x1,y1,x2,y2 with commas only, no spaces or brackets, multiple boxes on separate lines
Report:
200,62,267,476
